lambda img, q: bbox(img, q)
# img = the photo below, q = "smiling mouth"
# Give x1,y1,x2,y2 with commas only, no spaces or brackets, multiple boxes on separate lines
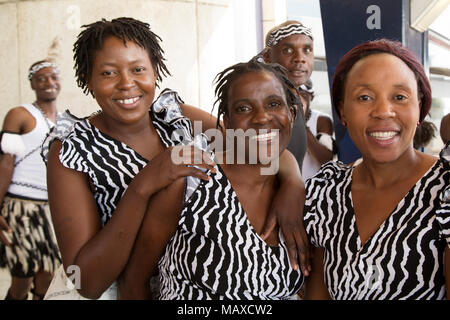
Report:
250,131,278,142
44,88,57,93
115,96,141,105
369,131,399,140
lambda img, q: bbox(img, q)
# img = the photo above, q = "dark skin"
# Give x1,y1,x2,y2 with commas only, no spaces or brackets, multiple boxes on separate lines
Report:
305,53,450,299
264,31,334,167
48,36,309,299
118,70,300,299
263,34,314,88
0,66,59,299
262,33,323,272
47,36,216,299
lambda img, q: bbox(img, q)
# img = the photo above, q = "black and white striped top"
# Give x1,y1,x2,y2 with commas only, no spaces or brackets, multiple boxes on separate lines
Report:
158,164,305,300
58,89,193,225
304,144,450,300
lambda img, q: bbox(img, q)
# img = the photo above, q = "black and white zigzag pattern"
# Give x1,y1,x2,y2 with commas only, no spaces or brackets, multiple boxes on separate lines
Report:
158,165,304,300
304,149,450,300
58,91,192,225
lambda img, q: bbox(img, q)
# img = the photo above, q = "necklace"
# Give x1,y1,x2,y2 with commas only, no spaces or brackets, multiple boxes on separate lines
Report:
32,101,52,131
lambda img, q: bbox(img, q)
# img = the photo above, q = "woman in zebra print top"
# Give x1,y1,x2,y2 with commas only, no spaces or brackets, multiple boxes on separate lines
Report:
119,60,305,299
45,18,308,300
304,39,449,299
45,18,219,299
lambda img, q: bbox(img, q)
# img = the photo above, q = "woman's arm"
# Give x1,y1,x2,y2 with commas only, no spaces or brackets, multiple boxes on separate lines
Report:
118,178,186,299
304,247,331,300
180,103,219,131
260,150,311,276
47,142,215,299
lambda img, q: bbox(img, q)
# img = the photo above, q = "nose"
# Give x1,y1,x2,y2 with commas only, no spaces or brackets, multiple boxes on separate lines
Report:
293,49,306,64
45,76,57,87
118,72,135,90
371,97,396,119
252,107,272,126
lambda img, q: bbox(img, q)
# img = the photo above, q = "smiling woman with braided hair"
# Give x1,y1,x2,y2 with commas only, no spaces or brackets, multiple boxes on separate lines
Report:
119,59,305,300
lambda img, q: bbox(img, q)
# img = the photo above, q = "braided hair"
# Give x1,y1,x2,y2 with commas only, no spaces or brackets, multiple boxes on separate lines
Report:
213,58,301,129
73,17,170,96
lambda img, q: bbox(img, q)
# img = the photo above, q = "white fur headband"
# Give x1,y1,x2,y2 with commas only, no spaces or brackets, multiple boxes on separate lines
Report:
28,62,60,81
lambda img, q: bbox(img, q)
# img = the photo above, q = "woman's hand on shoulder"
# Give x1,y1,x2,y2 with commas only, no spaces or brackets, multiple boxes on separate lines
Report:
133,145,216,197
260,150,311,276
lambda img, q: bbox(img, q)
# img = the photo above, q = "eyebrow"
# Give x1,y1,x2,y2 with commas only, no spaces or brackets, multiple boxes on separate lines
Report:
99,59,145,67
266,94,284,100
281,38,313,47
353,83,413,91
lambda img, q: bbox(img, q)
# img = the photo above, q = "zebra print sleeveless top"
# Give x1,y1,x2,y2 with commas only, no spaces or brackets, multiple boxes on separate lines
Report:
57,89,193,225
158,164,305,300
304,144,450,300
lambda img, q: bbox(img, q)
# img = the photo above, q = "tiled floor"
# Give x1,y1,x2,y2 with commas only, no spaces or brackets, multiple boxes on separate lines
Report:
0,268,35,300
0,268,11,299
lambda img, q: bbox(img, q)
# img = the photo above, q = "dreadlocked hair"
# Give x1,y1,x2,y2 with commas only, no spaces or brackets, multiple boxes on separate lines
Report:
213,58,301,129
73,17,170,96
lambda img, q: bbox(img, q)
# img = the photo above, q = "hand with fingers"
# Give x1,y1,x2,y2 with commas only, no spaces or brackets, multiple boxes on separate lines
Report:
139,145,216,195
261,179,312,277
0,215,12,246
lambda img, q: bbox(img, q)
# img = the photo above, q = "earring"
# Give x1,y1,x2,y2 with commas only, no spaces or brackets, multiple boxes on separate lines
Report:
417,121,421,127
342,121,347,127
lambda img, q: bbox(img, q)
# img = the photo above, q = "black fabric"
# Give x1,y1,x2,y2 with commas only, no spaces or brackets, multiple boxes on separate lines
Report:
287,110,307,170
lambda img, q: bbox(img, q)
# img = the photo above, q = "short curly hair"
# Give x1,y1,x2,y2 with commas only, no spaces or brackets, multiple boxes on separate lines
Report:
73,17,170,96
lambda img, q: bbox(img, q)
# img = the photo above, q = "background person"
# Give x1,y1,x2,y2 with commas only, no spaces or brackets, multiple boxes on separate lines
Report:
440,113,450,144
298,79,335,180
413,119,437,151
304,39,449,300
0,60,61,300
261,20,334,177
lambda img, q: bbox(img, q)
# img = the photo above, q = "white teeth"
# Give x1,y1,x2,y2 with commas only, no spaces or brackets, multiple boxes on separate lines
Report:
369,131,398,140
45,89,55,92
117,97,140,104
250,132,277,142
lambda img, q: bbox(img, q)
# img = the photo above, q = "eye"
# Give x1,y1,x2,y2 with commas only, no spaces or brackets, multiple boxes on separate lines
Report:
236,105,251,113
304,47,313,54
358,95,371,101
101,70,115,77
268,101,282,109
394,94,407,101
282,47,294,55
134,66,145,73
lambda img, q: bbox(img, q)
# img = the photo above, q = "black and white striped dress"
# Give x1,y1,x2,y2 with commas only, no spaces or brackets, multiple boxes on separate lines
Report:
304,144,450,300
57,89,192,225
158,164,305,300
